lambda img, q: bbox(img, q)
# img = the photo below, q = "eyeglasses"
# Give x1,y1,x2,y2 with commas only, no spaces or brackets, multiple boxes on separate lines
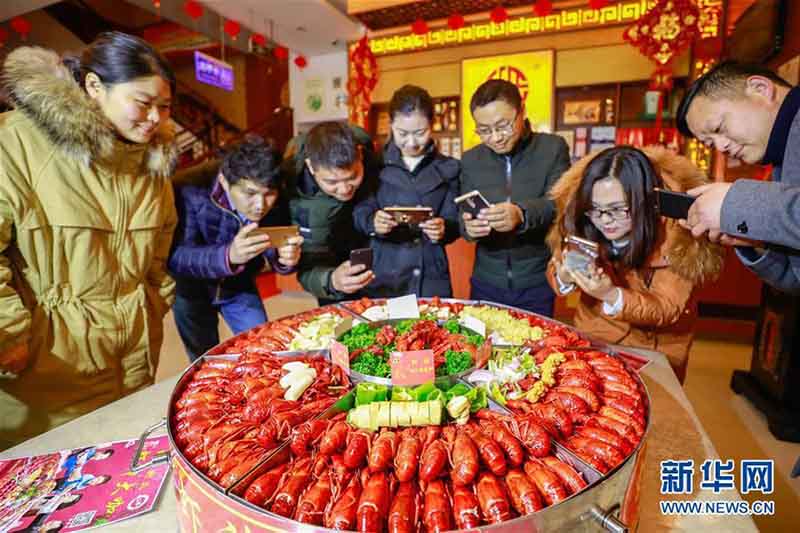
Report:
474,111,519,138
586,206,631,221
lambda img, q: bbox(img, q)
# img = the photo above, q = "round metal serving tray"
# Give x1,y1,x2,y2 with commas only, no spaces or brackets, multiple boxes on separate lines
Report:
336,317,489,386
153,299,651,533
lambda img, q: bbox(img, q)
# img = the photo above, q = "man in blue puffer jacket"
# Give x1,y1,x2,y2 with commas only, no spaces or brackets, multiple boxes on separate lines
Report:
168,136,302,360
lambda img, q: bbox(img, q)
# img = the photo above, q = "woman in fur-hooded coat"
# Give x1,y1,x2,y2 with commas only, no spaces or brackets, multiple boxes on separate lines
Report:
546,146,724,383
0,39,178,447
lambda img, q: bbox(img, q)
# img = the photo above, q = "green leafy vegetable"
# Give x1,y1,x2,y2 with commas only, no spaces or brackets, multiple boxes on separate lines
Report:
436,350,473,377
395,319,418,334
351,353,391,377
442,318,484,346
442,319,461,334
340,323,379,351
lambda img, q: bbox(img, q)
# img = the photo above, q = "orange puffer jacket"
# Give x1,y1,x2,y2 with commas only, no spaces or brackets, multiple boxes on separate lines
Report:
546,147,724,382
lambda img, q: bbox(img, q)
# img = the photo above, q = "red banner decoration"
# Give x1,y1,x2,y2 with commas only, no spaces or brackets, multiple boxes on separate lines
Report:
490,6,509,24
183,0,203,20
10,17,31,39
273,45,289,61
534,0,554,17
448,13,465,30
589,0,610,9
411,18,429,35
348,34,379,129
294,55,308,69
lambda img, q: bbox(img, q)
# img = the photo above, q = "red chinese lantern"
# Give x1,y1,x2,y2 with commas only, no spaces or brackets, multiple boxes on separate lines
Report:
294,55,308,69
10,17,31,39
447,13,465,30
153,0,161,8
589,0,610,9
534,0,553,17
251,33,266,47
224,20,241,40
490,6,509,24
183,0,203,20
273,45,289,61
411,18,429,35
0,26,8,46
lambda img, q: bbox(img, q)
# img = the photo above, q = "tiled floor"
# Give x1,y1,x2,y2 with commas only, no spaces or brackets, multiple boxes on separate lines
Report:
683,335,800,532
154,293,800,531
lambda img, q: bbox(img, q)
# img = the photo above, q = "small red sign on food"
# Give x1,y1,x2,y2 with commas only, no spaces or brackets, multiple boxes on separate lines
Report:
330,340,350,375
390,349,435,386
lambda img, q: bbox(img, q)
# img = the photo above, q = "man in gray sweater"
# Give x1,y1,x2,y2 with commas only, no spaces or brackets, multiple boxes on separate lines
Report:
677,61,800,292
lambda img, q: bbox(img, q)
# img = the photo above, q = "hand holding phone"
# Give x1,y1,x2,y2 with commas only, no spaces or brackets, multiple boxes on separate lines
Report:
229,223,272,265
561,235,599,277
454,190,492,218
384,206,433,225
276,236,304,267
249,225,302,248
373,210,398,235
656,188,696,219
332,251,374,294
350,247,373,270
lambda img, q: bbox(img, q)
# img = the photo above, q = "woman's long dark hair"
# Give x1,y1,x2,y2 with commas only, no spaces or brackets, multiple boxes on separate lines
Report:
570,146,663,270
63,31,175,94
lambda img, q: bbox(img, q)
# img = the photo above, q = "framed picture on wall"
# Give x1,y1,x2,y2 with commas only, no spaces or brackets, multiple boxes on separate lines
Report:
563,100,602,125
461,50,554,151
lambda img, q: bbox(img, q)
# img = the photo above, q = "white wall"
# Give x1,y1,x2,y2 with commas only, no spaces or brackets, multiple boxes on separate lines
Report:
289,51,349,135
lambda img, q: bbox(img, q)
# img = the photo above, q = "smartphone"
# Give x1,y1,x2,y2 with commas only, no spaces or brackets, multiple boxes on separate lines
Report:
656,188,696,219
563,235,599,275
454,190,492,218
250,225,301,248
350,248,373,270
384,206,433,225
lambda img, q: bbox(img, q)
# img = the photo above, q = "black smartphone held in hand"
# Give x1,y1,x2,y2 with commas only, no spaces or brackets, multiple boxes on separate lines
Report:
350,248,373,270
563,235,599,276
454,190,492,218
656,188,696,219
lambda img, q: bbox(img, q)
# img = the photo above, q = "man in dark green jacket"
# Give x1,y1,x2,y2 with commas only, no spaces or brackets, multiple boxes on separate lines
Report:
461,79,570,316
285,122,381,304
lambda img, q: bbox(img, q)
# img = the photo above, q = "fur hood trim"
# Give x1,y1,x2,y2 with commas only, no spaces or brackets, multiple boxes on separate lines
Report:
547,146,724,285
2,46,176,178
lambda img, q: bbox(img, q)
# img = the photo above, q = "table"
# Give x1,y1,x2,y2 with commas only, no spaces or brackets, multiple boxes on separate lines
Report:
1,349,758,532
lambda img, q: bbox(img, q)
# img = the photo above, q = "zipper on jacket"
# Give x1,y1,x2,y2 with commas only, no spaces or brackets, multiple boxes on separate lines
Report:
211,194,243,302
504,155,513,289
